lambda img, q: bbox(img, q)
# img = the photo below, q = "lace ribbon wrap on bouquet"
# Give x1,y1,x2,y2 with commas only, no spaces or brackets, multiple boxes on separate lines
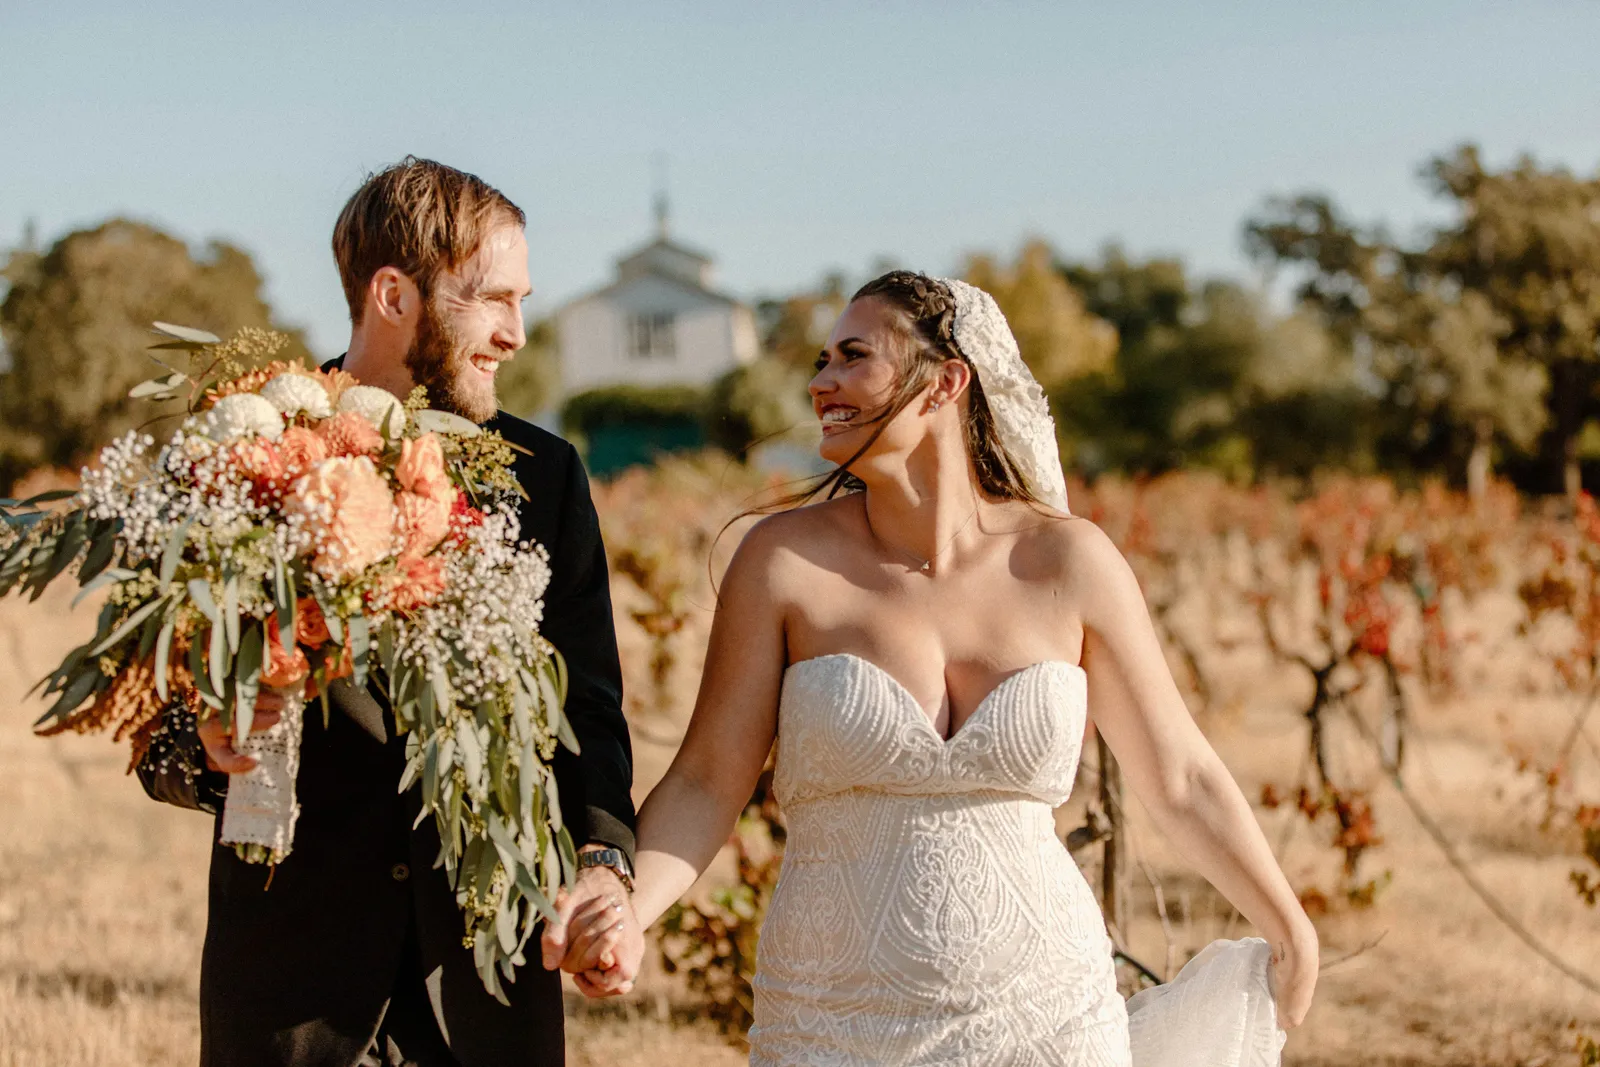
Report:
1126,937,1286,1067
218,691,306,863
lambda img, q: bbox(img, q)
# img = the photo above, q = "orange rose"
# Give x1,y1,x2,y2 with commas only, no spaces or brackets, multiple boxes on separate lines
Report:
368,555,448,613
320,643,354,683
260,614,310,689
395,433,454,504
396,490,453,559
316,411,384,458
287,456,395,581
294,596,330,647
277,426,330,482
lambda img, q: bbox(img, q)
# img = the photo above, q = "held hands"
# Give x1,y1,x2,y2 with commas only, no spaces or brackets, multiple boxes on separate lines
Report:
539,863,645,997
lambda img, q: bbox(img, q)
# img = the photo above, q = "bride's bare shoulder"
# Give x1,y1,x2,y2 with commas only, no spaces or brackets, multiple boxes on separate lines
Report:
723,496,861,589
1017,509,1131,587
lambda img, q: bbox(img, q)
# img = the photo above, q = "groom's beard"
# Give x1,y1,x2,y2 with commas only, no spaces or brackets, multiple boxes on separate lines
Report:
404,298,498,424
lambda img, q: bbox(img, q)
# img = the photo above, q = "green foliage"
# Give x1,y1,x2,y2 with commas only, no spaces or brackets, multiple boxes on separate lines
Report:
1248,144,1600,493
560,383,706,439
1056,248,1337,477
496,318,561,419
703,356,813,459
0,219,311,491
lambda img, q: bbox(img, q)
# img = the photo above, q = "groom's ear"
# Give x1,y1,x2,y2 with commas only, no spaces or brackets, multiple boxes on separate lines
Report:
367,266,422,328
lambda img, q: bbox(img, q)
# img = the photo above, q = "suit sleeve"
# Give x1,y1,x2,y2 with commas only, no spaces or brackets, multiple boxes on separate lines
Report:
134,706,230,814
539,444,637,862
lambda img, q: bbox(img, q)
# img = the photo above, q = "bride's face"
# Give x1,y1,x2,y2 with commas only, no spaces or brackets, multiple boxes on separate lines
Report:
810,297,926,469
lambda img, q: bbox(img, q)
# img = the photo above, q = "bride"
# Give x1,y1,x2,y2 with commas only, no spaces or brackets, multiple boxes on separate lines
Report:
547,272,1317,1064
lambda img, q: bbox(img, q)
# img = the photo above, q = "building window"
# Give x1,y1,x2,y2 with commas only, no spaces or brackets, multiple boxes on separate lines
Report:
628,313,677,359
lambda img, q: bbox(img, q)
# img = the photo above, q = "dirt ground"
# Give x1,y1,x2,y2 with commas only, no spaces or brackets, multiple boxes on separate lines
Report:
2,567,1597,1066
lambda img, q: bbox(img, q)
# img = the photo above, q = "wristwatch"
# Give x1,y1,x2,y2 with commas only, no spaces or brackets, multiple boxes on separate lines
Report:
576,846,634,892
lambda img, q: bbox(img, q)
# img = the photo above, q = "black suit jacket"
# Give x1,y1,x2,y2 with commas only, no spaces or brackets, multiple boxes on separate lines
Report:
137,408,634,1067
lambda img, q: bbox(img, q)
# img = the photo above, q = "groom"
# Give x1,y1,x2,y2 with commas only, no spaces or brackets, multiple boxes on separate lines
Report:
137,158,638,1066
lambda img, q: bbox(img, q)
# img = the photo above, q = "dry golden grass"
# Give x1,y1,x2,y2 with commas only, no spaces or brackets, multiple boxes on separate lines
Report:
2,541,1597,1065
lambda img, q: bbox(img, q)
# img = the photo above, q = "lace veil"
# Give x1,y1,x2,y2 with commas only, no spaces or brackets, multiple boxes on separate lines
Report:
934,278,1070,513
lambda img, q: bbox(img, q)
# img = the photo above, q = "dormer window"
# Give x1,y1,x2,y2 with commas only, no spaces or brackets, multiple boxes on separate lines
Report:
628,312,677,359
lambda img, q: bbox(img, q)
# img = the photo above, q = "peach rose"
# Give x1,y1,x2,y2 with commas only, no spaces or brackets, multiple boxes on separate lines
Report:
228,438,289,499
395,433,453,504
260,614,310,689
316,411,385,458
287,456,395,581
368,555,448,613
396,490,453,559
277,426,330,482
294,596,330,648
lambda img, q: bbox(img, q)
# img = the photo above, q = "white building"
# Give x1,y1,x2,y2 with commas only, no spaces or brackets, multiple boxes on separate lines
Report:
555,207,759,395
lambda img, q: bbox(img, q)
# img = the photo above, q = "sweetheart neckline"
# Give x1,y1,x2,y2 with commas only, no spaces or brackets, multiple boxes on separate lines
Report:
785,652,1083,745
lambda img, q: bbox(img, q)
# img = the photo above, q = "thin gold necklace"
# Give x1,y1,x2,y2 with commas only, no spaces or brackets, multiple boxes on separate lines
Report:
871,505,978,573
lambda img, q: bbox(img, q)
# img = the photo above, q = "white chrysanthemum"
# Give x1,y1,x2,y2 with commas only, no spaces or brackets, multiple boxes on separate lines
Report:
259,373,333,419
206,393,284,442
338,384,407,437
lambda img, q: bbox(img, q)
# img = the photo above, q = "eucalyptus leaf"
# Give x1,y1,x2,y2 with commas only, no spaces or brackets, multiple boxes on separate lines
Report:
159,517,194,591
36,665,102,727
208,620,231,704
233,624,264,744
71,567,137,610
151,321,221,345
347,613,369,688
153,616,176,700
222,572,240,653
188,577,219,623
77,521,121,583
128,371,189,399
412,409,483,438
189,634,222,710
89,595,166,656
14,488,77,509
44,513,88,586
135,608,163,660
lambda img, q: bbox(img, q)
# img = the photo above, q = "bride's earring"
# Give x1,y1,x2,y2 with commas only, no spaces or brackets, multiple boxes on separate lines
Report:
929,399,942,413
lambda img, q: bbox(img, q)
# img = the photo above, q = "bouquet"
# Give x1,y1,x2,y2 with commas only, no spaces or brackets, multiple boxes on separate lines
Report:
0,324,577,1001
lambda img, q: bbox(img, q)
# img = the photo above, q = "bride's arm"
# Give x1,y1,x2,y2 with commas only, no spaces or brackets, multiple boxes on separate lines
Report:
627,517,792,929
1063,519,1319,1028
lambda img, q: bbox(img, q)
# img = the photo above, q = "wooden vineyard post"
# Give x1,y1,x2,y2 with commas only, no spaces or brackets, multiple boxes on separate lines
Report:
1097,732,1130,936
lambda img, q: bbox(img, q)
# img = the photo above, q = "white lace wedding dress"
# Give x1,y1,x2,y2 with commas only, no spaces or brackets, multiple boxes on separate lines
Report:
749,653,1286,1066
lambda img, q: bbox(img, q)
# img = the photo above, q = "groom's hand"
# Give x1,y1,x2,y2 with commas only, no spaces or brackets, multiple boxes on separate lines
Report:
540,858,642,995
196,693,286,774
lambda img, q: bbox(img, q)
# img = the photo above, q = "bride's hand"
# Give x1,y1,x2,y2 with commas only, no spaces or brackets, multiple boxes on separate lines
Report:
1270,929,1319,1029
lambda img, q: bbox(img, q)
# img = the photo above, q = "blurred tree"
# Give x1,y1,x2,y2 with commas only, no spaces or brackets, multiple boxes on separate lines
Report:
756,273,848,371
1056,248,1273,476
496,317,562,419
704,356,813,460
964,240,1117,389
0,219,310,491
1248,144,1598,497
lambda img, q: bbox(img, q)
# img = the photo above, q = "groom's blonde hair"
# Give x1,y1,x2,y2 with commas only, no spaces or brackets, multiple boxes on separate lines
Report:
332,156,525,324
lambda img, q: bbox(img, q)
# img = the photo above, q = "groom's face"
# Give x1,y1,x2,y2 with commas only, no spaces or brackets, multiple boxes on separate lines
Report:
404,223,531,423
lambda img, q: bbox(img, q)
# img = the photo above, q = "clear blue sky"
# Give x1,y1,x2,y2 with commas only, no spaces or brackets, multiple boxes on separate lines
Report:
3,2,1597,358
